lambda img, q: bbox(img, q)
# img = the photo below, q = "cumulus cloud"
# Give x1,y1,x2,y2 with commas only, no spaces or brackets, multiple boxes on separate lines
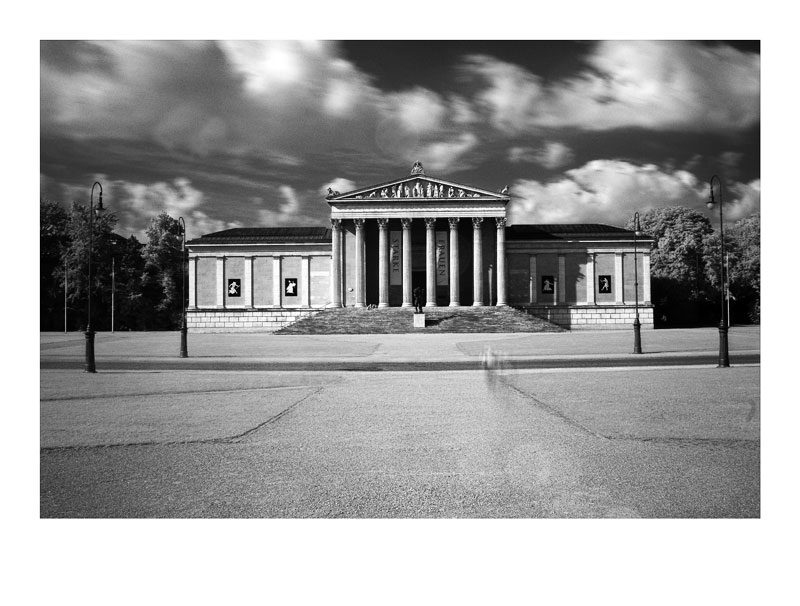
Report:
464,41,760,134
508,141,574,169
420,132,479,172
110,177,241,239
726,180,761,221
508,160,758,226
386,87,448,133
278,185,300,215
321,178,357,196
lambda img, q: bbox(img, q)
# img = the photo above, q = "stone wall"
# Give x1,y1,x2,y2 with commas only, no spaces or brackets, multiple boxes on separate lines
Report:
521,305,654,330
187,308,321,332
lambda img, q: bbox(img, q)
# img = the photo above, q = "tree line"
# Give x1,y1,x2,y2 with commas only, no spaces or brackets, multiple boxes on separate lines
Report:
40,200,760,331
628,207,760,327
40,200,186,331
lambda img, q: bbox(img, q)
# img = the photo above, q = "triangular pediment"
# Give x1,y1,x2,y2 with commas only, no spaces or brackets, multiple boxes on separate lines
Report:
326,172,510,202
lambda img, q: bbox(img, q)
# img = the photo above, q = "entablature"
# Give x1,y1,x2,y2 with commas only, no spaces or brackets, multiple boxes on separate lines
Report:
330,200,507,220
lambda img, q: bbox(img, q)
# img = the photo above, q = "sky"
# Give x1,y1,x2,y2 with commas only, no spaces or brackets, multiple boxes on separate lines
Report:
40,39,760,241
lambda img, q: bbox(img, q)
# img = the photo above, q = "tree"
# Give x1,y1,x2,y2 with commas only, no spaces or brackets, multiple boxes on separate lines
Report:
140,212,186,330
628,207,716,326
57,202,118,331
728,213,760,323
40,200,70,330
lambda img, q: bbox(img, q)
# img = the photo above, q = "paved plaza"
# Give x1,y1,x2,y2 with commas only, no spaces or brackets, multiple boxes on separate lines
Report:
40,327,760,517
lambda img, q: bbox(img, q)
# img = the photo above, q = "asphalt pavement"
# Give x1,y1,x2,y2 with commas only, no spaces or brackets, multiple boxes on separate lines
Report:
39,326,760,518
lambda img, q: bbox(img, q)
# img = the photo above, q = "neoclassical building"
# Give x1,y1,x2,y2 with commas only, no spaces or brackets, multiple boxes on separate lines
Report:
186,162,654,331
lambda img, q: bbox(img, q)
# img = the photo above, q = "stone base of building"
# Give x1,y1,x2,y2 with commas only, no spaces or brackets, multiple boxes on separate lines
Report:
521,304,654,330
187,308,321,332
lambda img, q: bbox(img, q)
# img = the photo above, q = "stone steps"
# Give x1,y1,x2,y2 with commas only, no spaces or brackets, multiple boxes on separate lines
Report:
276,306,565,335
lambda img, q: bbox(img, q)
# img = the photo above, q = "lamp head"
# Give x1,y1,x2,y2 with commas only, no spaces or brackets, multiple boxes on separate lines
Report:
633,212,642,236
707,183,716,209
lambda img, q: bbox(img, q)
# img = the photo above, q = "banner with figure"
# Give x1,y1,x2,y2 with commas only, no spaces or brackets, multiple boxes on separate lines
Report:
390,231,402,285
436,231,448,285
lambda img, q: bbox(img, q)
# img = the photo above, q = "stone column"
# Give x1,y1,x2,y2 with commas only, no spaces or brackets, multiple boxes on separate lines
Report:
643,253,652,304
377,218,389,308
448,218,460,306
529,255,537,305
216,256,225,308
496,217,507,306
354,218,366,307
586,253,596,304
425,218,437,307
188,256,197,309
557,253,566,304
244,256,254,308
472,217,483,306
401,218,413,307
330,219,342,308
615,252,624,304
272,256,282,307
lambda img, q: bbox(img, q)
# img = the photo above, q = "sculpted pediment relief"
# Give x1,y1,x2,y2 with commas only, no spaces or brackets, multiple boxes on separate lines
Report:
326,161,509,202
327,178,509,202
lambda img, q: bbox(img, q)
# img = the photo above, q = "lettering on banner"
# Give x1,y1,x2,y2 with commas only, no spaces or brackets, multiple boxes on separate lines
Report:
435,231,448,285
390,231,402,285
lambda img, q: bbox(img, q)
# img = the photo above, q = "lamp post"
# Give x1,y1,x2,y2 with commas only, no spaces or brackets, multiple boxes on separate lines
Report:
707,175,730,368
178,216,188,358
85,181,105,373
110,241,117,333
632,212,642,354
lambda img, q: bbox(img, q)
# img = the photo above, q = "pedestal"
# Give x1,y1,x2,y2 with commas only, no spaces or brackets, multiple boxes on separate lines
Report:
413,313,426,328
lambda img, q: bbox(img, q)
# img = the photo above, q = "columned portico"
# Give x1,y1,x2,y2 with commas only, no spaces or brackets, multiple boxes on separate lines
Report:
325,162,512,309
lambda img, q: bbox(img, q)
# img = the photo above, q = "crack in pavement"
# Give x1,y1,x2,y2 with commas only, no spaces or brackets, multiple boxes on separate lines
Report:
500,377,609,440
40,385,326,453
499,376,759,449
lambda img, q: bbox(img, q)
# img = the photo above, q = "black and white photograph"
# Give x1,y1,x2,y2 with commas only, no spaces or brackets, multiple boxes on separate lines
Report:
22,5,794,603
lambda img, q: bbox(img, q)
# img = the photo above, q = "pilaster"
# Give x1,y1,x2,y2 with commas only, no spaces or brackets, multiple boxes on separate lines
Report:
216,256,225,308
615,252,624,304
244,256,254,308
188,256,198,309
273,256,282,308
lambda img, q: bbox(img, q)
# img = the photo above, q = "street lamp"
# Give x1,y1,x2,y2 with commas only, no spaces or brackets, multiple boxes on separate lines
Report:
707,175,730,368
85,181,105,373
632,212,642,354
178,216,188,358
